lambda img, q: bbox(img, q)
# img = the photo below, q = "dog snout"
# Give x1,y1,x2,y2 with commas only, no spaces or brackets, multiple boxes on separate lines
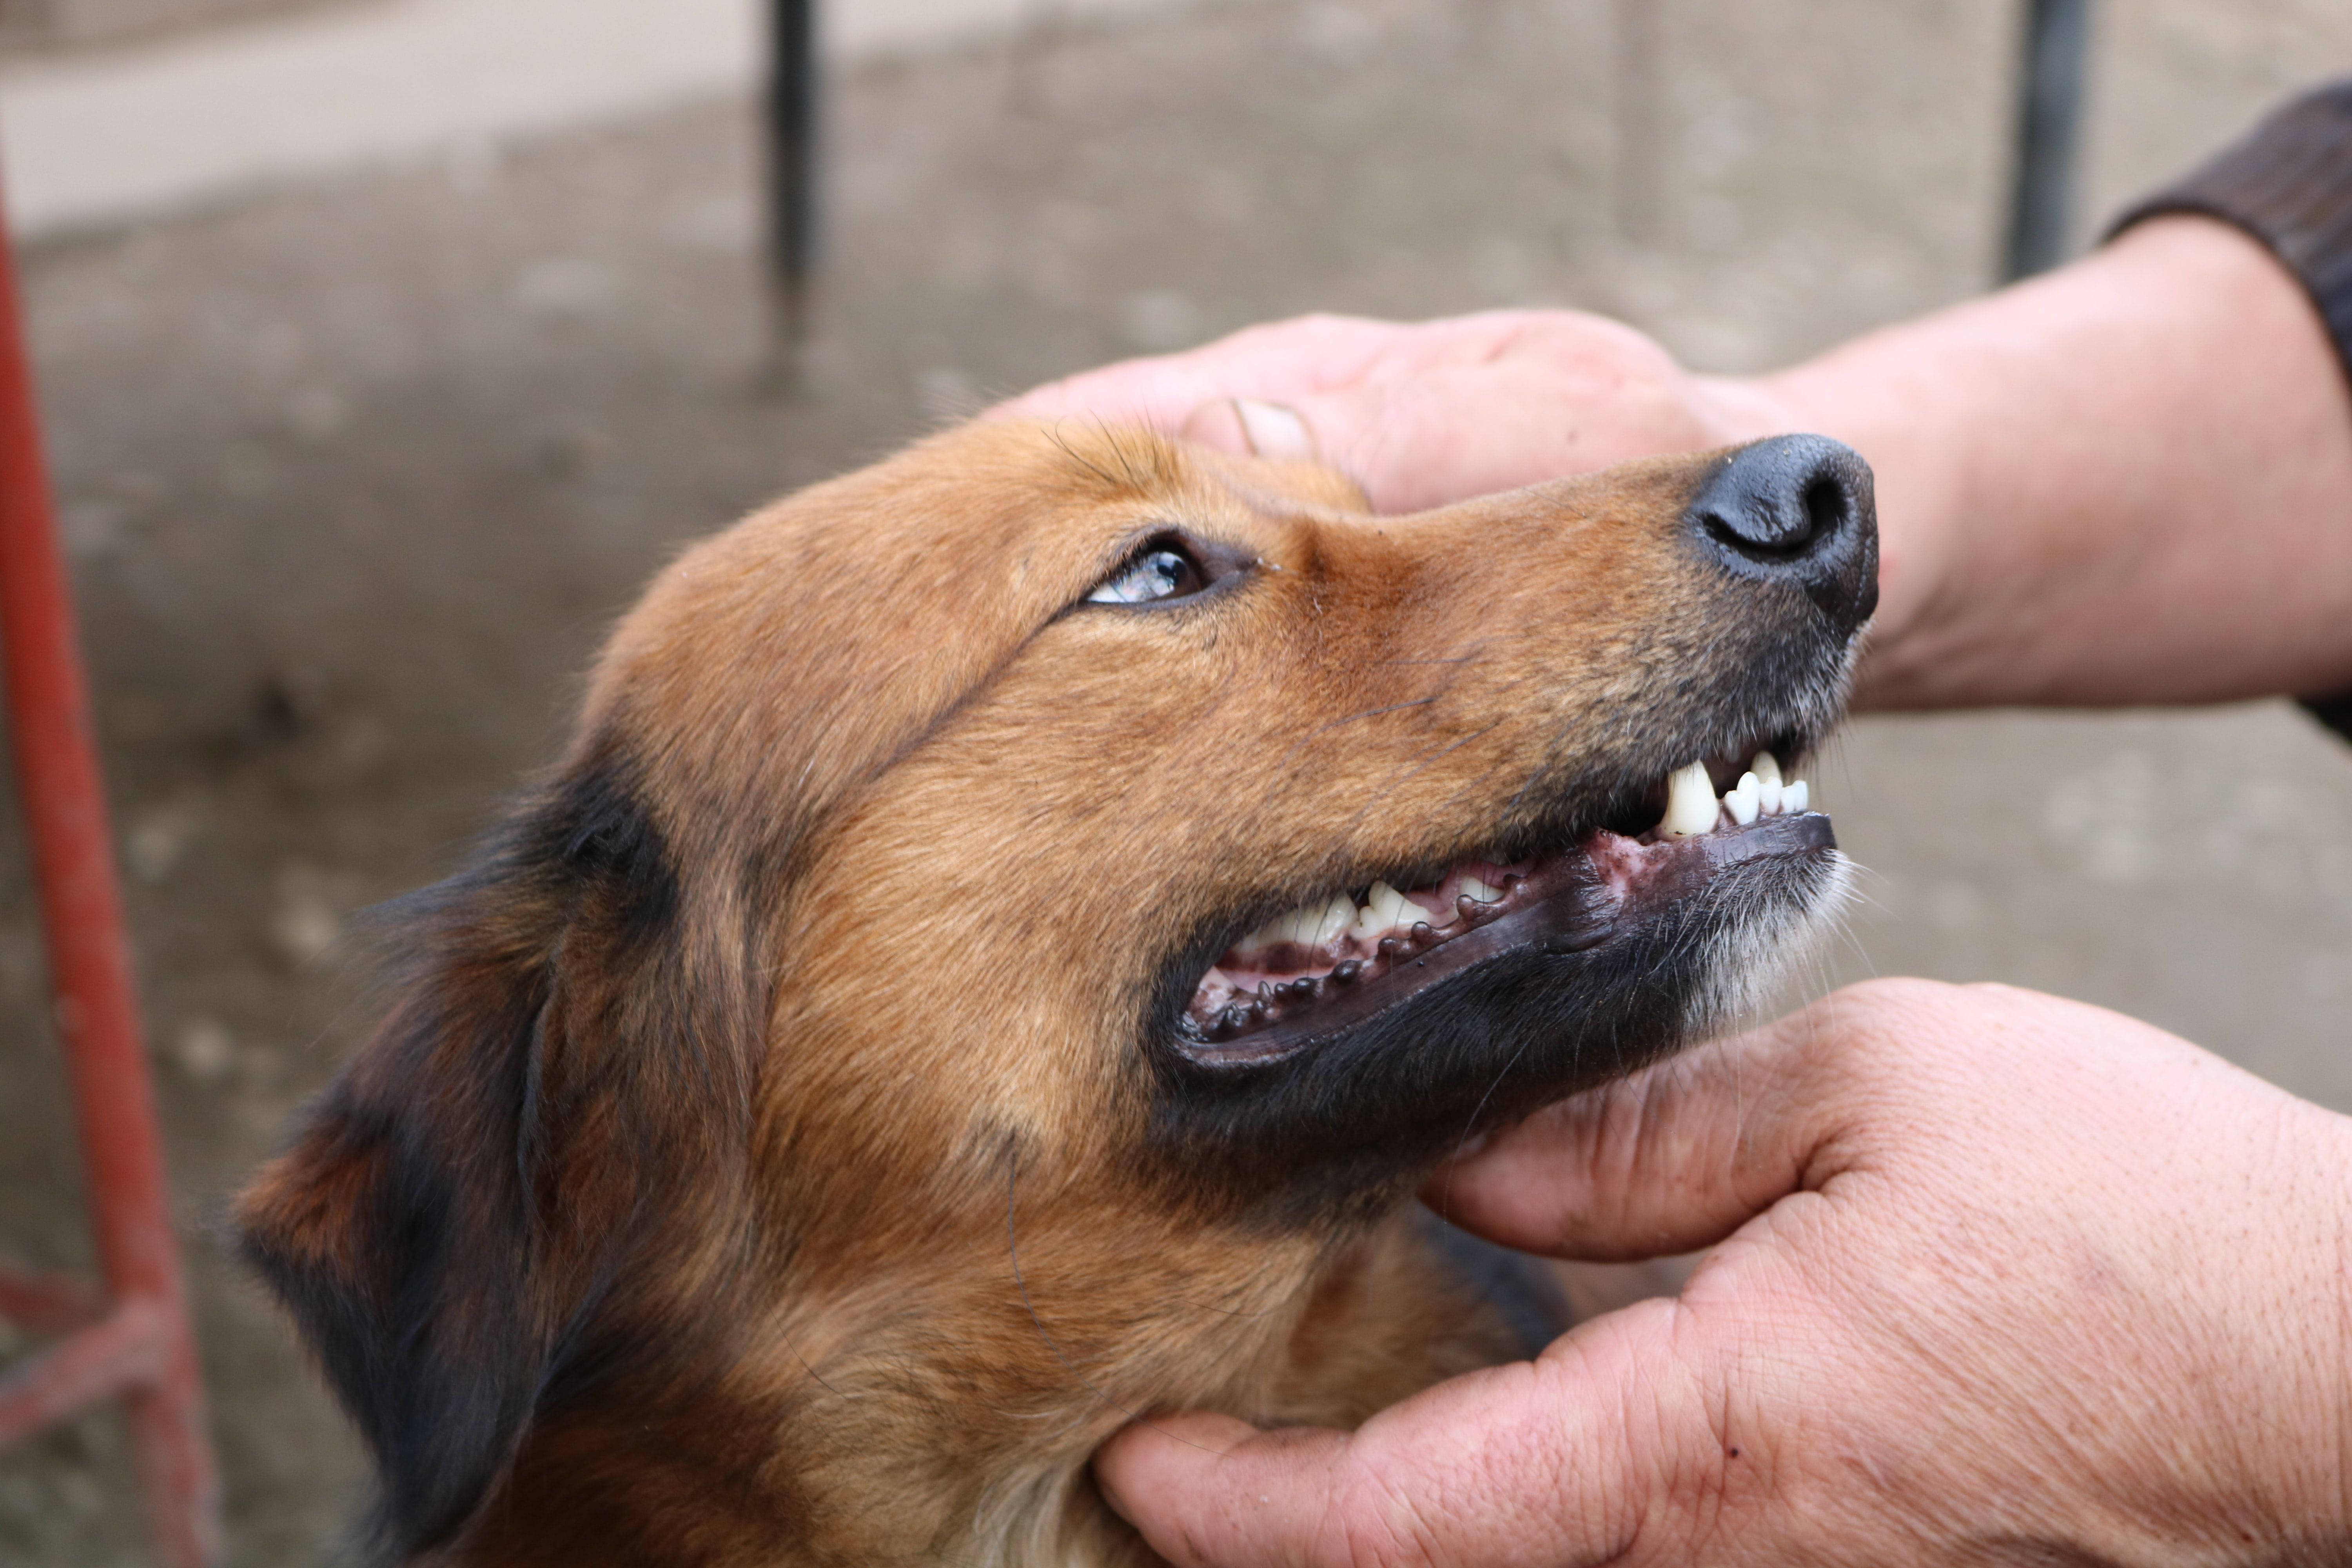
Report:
1685,434,1878,637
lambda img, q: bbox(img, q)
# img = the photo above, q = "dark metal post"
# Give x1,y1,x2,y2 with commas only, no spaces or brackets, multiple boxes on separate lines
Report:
766,0,819,354
2004,0,2094,280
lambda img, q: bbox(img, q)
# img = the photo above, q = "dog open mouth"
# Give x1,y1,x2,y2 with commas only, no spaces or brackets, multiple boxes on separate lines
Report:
1182,745,1829,1062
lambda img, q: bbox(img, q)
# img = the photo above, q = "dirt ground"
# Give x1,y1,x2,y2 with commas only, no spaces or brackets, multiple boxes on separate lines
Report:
3,1,2350,1562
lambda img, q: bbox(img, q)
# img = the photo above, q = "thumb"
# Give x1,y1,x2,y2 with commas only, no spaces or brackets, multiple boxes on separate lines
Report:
1094,1313,1705,1568
1428,990,1895,1261
1180,397,1321,461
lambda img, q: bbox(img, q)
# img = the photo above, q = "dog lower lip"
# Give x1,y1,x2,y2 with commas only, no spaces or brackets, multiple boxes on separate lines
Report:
1180,804,1835,1065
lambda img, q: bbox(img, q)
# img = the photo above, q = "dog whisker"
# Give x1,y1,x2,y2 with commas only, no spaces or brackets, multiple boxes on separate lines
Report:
1265,691,1448,784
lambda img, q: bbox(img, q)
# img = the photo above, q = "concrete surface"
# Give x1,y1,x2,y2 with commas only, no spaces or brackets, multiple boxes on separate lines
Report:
0,0,2348,1562
0,0,346,56
0,0,1261,239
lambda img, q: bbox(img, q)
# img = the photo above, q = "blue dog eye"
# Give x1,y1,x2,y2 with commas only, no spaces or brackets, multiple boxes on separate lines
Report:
1088,546,1206,605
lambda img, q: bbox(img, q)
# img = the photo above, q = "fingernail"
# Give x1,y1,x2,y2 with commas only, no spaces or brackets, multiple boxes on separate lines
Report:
1179,398,1250,453
1232,398,1316,461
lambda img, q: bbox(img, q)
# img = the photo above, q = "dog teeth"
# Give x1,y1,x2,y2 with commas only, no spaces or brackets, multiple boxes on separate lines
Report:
1457,873,1503,904
1661,754,1812,838
1750,750,1782,813
1311,895,1356,946
1349,879,1431,941
1662,761,1718,837
1726,771,1762,826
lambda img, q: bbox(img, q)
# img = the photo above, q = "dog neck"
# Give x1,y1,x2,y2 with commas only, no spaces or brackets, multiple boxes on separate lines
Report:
471,1204,1514,1565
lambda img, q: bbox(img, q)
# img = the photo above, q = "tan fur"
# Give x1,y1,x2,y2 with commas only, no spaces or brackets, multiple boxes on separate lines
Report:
237,420,1827,1565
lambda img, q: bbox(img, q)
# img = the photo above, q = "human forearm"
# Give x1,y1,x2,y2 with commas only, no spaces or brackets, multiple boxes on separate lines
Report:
1725,216,2352,710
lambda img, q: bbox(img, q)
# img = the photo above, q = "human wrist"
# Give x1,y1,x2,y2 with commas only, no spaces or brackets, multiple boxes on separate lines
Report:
2201,1098,2352,1561
2292,1107,2352,1554
1730,215,2352,710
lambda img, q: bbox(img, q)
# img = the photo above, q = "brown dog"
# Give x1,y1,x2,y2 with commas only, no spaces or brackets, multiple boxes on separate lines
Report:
234,419,1873,1565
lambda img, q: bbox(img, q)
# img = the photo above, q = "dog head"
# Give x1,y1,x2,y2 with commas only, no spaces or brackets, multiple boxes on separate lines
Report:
236,420,1871,1563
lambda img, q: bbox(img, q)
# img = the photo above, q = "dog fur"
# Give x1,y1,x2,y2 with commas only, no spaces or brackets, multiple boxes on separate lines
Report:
234,419,1869,1565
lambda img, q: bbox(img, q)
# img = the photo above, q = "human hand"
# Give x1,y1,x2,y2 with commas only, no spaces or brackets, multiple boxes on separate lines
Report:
1096,979,2352,1565
996,310,1779,515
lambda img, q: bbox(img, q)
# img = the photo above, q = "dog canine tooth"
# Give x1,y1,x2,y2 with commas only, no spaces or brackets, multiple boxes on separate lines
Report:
1662,760,1718,837
1457,873,1502,904
1751,751,1782,788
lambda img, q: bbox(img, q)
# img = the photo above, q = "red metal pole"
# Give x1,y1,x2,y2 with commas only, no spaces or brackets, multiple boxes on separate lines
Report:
0,183,220,1564
0,1302,165,1444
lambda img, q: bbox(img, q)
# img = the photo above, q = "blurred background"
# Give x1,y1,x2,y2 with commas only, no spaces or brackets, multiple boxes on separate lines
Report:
0,0,2347,1561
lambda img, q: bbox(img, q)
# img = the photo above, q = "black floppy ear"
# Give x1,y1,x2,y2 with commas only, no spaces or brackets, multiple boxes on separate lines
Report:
234,748,751,1559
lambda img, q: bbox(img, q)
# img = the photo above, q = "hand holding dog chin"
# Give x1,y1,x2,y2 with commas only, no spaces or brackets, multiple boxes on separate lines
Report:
1094,979,2352,1566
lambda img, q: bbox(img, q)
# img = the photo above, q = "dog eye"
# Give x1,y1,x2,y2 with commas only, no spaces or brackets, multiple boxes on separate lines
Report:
1086,543,1208,605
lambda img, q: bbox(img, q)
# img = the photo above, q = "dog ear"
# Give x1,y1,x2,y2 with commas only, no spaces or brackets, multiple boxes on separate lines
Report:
234,745,755,1559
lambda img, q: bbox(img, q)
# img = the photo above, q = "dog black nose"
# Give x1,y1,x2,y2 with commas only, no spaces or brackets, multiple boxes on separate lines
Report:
1686,434,1878,637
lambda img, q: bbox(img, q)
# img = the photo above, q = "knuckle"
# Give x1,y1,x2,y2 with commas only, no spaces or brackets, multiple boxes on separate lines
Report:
1834,973,1960,1015
1814,977,1968,1058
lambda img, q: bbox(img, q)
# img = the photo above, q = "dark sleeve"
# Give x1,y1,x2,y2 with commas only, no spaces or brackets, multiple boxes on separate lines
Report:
2107,81,2352,745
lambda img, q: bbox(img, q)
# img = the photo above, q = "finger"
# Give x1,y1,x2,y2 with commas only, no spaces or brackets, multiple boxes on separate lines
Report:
1095,1415,1347,1568
1426,989,1898,1261
1179,374,1582,512
989,314,1402,430
1181,397,1320,461
1096,1309,1702,1568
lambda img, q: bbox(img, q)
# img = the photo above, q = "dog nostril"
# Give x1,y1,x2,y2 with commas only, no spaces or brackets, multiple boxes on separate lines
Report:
1685,434,1879,635
1801,476,1847,546
1701,499,1814,561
